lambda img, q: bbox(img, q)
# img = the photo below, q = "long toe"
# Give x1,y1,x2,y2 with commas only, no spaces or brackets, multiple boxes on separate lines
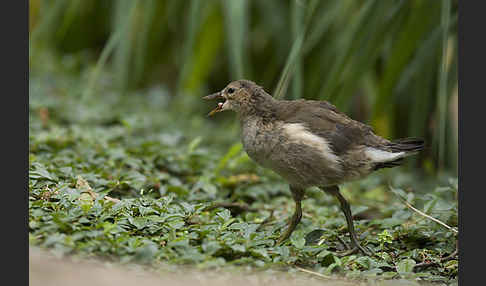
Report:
336,247,359,257
275,225,292,246
276,234,288,246
349,235,374,256
276,222,297,245
356,243,374,256
336,244,374,257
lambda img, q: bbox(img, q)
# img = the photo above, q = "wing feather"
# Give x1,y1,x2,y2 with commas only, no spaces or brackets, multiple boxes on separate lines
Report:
275,100,387,155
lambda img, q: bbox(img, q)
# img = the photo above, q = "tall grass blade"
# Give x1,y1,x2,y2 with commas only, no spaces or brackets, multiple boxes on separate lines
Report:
177,0,204,93
112,0,139,92
81,29,122,100
436,0,452,172
29,0,67,61
82,1,137,100
182,4,224,93
373,1,439,122
55,0,82,42
290,0,305,99
303,0,344,54
223,0,247,79
133,0,159,88
317,0,376,102
274,0,318,99
331,1,397,110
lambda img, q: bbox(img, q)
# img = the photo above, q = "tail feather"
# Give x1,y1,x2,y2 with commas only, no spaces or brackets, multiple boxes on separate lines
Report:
387,137,425,153
373,158,404,170
373,138,424,171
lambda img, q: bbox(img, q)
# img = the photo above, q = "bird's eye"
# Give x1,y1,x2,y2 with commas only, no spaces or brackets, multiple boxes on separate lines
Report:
227,88,235,94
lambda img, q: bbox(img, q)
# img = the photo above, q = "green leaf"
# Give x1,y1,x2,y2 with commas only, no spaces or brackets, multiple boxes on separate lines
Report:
30,163,55,181
134,243,158,264
216,209,232,222
304,229,326,245
396,258,416,276
229,243,246,253
128,217,151,230
215,143,242,174
290,236,306,249
78,193,93,212
202,241,222,255
187,136,202,153
381,271,398,279
250,248,269,260
356,256,372,270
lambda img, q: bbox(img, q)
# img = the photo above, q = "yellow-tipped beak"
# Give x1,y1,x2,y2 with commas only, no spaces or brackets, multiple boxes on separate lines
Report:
207,103,223,116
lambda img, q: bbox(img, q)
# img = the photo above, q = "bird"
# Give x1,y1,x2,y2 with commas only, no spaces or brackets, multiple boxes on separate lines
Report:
203,79,424,255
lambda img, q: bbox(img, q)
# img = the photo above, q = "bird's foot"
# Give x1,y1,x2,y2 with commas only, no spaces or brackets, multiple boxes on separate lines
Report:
336,247,359,257
276,231,291,246
336,243,374,257
335,235,350,250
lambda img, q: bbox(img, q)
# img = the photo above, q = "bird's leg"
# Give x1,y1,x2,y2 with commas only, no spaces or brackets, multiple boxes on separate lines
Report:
276,186,304,245
322,185,372,256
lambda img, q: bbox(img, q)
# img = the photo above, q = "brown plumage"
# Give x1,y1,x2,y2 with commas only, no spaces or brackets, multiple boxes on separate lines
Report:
204,79,424,255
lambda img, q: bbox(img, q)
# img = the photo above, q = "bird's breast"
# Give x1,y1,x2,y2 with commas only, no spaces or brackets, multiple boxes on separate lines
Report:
240,118,278,166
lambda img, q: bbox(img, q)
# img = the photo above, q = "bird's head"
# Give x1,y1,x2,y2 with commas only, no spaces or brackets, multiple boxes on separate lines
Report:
203,80,274,117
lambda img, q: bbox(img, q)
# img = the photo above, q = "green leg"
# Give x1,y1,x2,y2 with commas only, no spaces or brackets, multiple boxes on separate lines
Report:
322,185,372,256
276,186,304,245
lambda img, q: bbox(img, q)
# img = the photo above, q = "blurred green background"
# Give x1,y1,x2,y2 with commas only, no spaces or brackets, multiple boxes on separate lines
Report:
29,0,458,175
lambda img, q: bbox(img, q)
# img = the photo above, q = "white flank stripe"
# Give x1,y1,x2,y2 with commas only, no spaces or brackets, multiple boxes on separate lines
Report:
282,123,341,166
365,148,405,163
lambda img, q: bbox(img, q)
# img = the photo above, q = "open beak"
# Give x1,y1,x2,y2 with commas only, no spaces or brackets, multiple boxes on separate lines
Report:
203,91,226,116
203,91,223,100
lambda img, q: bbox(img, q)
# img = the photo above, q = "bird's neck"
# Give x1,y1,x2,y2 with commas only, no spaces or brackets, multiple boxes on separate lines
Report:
238,96,279,122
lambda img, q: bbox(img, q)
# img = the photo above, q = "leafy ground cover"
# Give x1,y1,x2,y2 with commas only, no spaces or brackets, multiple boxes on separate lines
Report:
29,71,458,285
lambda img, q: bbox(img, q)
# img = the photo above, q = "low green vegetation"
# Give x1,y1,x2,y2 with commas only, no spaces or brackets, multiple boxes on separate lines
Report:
29,71,457,284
